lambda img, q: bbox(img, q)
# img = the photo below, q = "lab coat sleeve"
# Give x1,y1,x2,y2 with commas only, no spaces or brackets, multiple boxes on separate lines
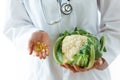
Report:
97,0,120,65
3,0,39,51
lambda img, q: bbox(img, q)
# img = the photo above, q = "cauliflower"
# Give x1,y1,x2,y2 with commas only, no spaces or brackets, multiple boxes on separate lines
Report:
53,27,106,69
62,35,87,63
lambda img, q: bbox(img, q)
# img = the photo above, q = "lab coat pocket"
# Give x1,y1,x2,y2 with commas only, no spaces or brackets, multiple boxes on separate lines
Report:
40,0,62,25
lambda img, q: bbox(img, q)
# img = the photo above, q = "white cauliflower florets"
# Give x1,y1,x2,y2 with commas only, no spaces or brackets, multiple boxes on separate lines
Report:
62,35,87,63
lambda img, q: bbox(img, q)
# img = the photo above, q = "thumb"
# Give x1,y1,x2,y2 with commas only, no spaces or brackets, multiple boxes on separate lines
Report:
28,40,34,55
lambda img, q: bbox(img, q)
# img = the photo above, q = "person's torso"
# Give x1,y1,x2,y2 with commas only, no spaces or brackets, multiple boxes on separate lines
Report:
22,0,111,80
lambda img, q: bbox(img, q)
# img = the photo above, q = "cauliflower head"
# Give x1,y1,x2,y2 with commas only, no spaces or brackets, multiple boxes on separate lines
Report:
62,35,87,63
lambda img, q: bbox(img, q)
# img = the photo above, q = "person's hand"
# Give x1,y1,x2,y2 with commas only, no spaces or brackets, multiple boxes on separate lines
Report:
94,58,108,70
61,58,108,73
28,30,50,59
61,64,90,73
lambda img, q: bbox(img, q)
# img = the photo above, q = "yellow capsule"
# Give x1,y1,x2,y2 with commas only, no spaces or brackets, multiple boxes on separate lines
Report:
42,49,45,53
34,41,48,54
42,43,46,46
36,42,41,45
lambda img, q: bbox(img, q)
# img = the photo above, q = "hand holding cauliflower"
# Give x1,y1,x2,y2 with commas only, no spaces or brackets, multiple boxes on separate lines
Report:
53,27,107,72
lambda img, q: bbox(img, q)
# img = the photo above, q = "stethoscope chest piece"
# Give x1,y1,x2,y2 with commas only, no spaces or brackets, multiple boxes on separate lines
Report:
61,3,72,15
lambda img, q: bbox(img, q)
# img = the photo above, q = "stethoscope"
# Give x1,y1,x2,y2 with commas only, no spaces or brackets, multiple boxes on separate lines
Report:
40,0,73,25
58,0,72,15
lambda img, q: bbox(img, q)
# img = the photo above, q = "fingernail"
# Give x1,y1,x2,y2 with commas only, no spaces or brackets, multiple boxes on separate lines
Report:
29,50,32,55
36,53,39,57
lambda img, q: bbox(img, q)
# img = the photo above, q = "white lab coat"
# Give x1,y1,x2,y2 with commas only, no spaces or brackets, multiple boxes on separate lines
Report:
4,0,120,80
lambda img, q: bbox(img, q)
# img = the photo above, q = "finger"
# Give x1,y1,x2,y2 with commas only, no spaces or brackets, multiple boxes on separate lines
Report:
28,40,34,55
39,53,43,59
94,58,103,68
94,62,99,68
41,48,46,59
94,58,108,70
29,48,33,55
73,65,83,72
35,53,39,57
60,64,67,69
64,64,77,73
73,65,87,72
33,45,39,57
42,52,46,59
45,48,49,56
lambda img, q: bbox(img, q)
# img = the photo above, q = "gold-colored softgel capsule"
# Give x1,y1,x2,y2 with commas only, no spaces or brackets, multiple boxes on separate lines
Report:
34,42,48,54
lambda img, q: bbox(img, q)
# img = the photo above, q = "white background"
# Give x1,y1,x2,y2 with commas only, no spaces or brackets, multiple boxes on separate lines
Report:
0,0,120,80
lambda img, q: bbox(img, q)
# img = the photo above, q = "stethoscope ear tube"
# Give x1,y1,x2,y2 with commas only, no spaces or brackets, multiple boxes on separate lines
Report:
40,0,62,25
40,0,72,25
